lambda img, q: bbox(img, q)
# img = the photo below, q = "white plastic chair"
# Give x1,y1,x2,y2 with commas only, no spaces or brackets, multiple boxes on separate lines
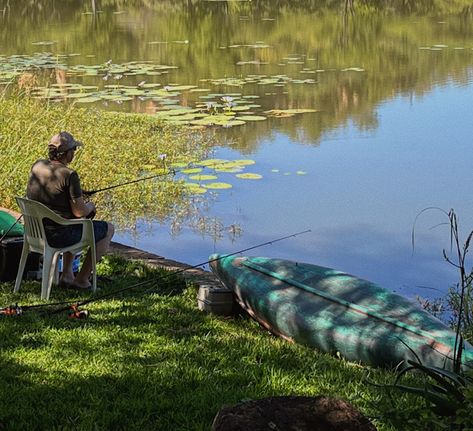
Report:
14,197,97,300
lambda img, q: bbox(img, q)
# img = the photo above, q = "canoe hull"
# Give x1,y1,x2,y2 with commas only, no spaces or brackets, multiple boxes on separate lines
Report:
210,254,473,370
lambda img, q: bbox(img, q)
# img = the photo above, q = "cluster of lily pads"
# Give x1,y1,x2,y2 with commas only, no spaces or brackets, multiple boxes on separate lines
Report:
161,158,308,195
30,83,182,105
201,73,316,87
0,52,176,83
170,158,262,194
154,94,318,126
0,52,324,127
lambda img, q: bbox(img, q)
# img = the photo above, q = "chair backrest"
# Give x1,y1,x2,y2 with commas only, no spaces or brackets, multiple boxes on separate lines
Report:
15,197,62,253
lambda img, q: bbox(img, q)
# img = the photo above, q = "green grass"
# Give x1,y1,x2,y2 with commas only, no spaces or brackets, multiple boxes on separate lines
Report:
0,92,212,228
0,255,451,431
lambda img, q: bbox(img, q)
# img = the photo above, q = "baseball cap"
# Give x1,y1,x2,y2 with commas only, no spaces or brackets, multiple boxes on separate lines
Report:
49,131,83,153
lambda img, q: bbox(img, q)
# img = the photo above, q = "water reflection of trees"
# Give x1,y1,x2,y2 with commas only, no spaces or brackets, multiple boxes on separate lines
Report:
3,0,473,15
1,1,473,152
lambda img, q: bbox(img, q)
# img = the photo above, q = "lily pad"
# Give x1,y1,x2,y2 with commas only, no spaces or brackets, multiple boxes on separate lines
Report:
236,115,266,121
224,120,247,127
189,174,218,181
183,183,207,194
203,182,233,189
165,85,197,91
232,159,256,166
180,168,203,174
264,109,319,117
215,167,244,173
235,173,262,180
230,105,253,112
198,159,229,167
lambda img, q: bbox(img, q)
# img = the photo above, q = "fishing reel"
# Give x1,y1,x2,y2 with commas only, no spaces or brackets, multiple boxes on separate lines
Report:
0,304,23,316
68,304,89,319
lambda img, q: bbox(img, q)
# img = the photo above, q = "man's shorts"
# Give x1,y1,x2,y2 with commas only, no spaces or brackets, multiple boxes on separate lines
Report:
43,218,108,248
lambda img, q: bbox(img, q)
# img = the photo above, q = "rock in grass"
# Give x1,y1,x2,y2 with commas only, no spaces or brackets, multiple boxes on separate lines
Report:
211,396,377,431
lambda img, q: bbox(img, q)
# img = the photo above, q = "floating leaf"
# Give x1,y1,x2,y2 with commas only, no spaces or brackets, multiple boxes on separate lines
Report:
166,85,197,91
180,168,203,174
271,169,280,173
236,173,262,180
215,167,243,173
203,182,233,189
224,120,246,127
198,159,228,167
265,108,319,117
296,170,307,175
189,174,218,181
183,183,207,194
232,159,255,166
236,115,266,121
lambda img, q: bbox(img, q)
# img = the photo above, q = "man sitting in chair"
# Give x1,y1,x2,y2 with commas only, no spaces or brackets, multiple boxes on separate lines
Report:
26,131,114,289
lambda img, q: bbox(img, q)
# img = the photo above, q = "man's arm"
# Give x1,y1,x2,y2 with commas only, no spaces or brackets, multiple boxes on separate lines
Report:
69,170,95,218
70,197,96,218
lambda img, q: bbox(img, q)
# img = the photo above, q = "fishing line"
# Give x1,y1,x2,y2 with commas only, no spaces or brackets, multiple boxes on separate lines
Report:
83,163,209,196
83,169,177,196
53,229,312,313
1,229,311,316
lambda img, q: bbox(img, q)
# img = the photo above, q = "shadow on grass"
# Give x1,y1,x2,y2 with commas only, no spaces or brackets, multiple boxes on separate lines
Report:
0,257,402,431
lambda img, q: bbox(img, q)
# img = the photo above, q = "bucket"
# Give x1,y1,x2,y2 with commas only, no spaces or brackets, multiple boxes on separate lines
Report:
58,252,82,274
197,284,234,315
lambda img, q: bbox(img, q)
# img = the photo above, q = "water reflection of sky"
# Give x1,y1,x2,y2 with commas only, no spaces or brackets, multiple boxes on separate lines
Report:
116,79,473,303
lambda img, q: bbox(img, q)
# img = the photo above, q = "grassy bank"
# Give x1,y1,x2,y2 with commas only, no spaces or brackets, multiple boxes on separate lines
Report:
0,255,454,431
0,93,211,227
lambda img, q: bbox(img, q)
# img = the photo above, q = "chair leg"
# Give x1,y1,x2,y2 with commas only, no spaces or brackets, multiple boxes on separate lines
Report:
14,243,30,293
90,245,97,293
41,250,58,300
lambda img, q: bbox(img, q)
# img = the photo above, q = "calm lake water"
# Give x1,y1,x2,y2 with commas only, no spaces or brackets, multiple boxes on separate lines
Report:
2,1,473,303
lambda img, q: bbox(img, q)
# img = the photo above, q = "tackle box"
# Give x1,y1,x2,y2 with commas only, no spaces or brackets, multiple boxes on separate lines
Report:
197,284,234,316
0,237,40,282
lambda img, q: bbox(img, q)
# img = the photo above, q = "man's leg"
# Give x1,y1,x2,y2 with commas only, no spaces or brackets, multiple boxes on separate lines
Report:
73,222,115,288
59,252,74,285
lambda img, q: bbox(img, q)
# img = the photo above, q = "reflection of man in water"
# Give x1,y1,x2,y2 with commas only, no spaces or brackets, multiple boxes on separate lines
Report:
26,131,114,289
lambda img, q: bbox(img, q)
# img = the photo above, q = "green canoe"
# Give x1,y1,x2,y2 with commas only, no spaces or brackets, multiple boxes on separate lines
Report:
209,254,473,370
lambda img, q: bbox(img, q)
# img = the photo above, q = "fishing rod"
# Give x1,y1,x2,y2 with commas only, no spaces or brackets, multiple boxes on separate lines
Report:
1,229,311,317
83,169,177,196
83,162,210,196
76,228,312,308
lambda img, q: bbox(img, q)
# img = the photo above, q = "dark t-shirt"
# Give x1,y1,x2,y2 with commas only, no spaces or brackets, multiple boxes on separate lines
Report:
26,159,82,219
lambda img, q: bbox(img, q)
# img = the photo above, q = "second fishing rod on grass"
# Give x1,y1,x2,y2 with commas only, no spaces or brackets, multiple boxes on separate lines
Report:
1,229,312,318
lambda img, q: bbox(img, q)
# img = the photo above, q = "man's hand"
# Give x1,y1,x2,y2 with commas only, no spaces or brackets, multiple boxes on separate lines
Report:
71,197,96,219
86,201,96,219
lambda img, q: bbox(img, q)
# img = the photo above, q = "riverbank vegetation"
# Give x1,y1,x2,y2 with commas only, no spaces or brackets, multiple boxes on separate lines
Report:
0,254,460,431
0,93,212,227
